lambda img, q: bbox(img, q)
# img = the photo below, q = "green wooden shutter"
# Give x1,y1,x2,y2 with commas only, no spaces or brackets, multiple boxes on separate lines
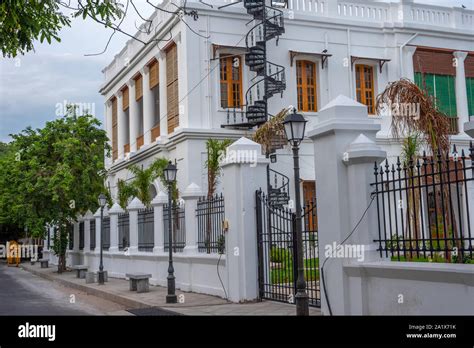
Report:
435,75,457,117
467,77,474,117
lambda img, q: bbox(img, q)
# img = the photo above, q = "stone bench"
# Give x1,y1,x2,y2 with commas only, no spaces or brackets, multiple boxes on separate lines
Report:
71,265,88,279
39,259,49,268
126,273,152,293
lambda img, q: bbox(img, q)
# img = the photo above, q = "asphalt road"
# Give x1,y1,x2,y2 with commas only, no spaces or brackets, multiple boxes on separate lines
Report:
0,264,126,315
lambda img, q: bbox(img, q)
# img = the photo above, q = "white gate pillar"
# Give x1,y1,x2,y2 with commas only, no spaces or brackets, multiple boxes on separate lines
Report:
221,137,269,303
108,203,124,253
152,191,167,254
308,95,386,315
182,183,204,254
127,197,145,254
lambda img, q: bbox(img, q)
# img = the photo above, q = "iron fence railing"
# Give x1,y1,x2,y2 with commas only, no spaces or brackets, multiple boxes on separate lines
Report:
138,208,154,252
79,222,84,250
118,212,130,251
68,224,74,250
102,216,110,251
372,145,474,263
90,220,96,251
163,203,185,252
197,194,225,253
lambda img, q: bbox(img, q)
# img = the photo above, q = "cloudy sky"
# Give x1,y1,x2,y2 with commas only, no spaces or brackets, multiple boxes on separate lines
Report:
0,0,471,142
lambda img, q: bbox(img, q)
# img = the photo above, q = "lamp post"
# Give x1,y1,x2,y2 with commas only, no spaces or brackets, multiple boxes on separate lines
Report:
164,161,178,303
98,193,107,285
283,108,309,316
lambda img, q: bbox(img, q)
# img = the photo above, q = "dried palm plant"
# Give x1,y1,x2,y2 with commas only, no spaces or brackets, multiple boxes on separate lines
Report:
376,78,450,155
253,107,291,155
377,78,461,262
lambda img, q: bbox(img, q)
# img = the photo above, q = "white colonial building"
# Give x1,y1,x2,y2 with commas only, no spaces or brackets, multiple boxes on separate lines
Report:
100,0,473,203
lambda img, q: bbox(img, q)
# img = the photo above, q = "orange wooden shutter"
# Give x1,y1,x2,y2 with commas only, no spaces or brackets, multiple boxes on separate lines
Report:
135,74,143,101
355,64,375,114
166,43,179,134
465,55,474,78
296,60,317,112
149,60,159,89
220,55,242,108
122,87,129,110
111,97,118,160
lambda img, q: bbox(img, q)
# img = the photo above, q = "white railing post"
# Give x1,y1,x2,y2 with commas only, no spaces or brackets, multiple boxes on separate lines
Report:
127,197,145,254
152,191,167,254
108,203,124,253
182,183,204,254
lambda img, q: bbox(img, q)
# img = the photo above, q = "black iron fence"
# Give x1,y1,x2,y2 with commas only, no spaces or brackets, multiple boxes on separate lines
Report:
138,208,154,252
197,194,225,253
68,224,74,250
372,146,474,263
90,220,96,251
102,216,110,250
163,203,186,252
118,212,130,251
79,222,84,250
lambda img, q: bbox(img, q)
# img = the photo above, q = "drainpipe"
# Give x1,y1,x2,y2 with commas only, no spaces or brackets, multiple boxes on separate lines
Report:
399,33,418,78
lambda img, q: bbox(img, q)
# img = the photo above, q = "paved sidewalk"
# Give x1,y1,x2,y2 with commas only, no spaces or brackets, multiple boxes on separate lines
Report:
21,262,321,316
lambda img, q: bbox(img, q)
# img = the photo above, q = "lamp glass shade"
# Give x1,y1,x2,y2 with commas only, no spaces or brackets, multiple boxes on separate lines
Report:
98,193,107,208
164,161,178,183
283,110,307,146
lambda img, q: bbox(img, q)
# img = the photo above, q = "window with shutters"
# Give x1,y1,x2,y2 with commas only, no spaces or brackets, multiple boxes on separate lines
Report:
122,86,129,111
220,55,243,108
415,73,457,117
166,43,179,134
296,60,317,112
148,59,160,139
111,97,118,161
135,74,143,101
134,74,144,144
355,64,375,115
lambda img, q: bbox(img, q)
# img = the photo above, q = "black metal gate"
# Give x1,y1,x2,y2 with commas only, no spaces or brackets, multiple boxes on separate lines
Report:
256,189,320,307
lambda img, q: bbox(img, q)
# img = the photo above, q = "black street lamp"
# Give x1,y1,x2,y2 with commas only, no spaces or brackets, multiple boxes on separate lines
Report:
164,161,178,304
98,193,107,285
283,108,309,316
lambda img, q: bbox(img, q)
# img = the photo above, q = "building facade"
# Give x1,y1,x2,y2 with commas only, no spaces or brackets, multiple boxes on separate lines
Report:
100,0,474,202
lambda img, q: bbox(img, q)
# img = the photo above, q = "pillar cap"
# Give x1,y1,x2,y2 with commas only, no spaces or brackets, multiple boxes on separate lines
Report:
109,202,125,215
127,197,146,211
221,137,268,167
344,134,387,165
94,206,109,217
151,191,168,206
182,183,204,199
84,210,94,220
464,121,474,138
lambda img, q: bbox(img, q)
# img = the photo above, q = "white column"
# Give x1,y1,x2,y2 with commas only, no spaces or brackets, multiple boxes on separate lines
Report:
127,197,145,254
221,138,269,303
158,53,168,137
73,221,80,252
152,191,167,254
108,203,124,253
142,66,154,146
403,46,417,81
117,92,126,159
93,208,102,254
84,211,92,253
105,100,113,166
129,79,139,153
453,51,469,130
182,183,204,254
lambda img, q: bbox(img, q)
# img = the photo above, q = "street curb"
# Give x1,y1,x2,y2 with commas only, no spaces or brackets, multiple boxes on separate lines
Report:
20,265,152,310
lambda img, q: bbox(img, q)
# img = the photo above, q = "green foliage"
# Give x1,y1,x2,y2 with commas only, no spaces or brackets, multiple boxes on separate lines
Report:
217,235,225,255
0,0,123,57
0,111,109,271
401,132,421,165
270,246,292,264
117,179,137,209
205,139,232,197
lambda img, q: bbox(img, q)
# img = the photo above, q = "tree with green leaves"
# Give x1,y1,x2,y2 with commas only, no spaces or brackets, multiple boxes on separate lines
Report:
205,139,232,198
0,110,110,272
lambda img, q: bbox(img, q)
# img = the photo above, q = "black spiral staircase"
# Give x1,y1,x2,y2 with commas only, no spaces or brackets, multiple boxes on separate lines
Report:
222,0,286,129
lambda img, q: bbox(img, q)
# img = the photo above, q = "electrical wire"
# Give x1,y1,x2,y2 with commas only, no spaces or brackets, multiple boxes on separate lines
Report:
217,251,228,301
320,193,376,316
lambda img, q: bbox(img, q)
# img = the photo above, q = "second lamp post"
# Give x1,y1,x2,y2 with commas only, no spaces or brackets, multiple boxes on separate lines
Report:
164,161,178,303
283,108,310,316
